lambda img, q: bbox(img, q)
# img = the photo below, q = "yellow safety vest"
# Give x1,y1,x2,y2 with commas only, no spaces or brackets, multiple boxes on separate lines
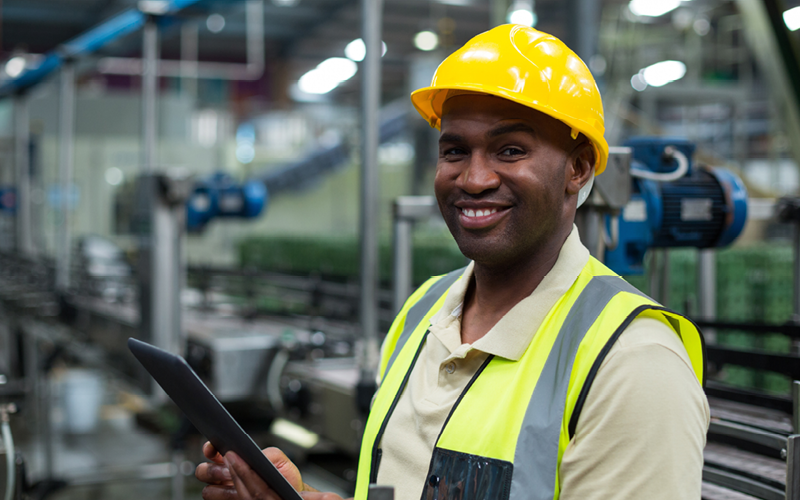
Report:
354,257,705,500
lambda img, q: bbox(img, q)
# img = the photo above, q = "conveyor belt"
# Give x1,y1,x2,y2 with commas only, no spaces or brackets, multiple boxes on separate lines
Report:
702,481,760,500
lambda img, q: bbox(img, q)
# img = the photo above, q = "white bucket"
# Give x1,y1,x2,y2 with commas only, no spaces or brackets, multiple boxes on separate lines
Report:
61,369,104,434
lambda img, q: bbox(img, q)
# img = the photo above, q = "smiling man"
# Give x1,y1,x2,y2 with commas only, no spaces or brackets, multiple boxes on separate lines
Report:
196,24,709,500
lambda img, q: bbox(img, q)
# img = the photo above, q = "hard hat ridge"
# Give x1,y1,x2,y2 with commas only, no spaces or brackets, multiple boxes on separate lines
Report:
410,24,609,176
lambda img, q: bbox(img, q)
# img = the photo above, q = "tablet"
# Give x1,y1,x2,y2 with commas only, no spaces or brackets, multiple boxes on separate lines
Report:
128,338,303,500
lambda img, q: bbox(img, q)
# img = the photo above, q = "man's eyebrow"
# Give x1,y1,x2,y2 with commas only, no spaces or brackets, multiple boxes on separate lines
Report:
488,122,535,138
439,132,465,144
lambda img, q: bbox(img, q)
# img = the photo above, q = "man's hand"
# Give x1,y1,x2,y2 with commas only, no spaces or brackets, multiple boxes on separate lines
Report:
195,442,348,500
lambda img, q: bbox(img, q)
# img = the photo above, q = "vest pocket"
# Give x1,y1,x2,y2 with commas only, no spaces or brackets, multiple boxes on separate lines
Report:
421,447,513,500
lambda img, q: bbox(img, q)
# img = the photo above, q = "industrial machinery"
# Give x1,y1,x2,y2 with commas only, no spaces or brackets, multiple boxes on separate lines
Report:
601,137,749,275
186,173,268,233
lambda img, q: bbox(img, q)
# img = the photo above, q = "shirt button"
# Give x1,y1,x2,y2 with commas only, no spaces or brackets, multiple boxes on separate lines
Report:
429,474,439,487
444,362,456,374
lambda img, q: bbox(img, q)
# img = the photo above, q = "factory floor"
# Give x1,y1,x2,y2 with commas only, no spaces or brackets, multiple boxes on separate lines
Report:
9,370,351,500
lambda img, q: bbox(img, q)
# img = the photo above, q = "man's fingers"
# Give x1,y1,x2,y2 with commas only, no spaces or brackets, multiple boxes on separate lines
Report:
262,447,304,491
226,452,280,500
202,484,240,500
299,493,345,500
196,462,233,485
203,441,225,463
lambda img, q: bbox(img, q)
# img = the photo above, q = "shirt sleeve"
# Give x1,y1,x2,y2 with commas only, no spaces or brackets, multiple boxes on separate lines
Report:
558,315,710,500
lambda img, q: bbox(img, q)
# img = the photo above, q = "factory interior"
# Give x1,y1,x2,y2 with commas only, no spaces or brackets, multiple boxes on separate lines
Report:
7,0,800,498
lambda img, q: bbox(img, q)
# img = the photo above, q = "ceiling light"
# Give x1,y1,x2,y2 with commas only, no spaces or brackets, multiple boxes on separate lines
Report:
693,18,710,36
507,0,537,27
105,167,124,186
630,73,647,92
414,31,439,51
5,57,26,78
272,0,300,5
206,14,225,33
317,57,357,81
628,0,681,18
785,6,800,31
138,0,169,14
344,38,387,62
640,60,686,87
297,57,359,95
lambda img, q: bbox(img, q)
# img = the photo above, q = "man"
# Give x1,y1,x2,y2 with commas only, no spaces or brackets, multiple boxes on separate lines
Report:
196,24,709,500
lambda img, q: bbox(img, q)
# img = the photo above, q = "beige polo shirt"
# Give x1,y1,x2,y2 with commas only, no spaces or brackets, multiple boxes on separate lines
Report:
375,227,709,500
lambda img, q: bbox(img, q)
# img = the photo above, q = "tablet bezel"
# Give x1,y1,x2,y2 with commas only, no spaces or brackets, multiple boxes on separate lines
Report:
128,337,303,500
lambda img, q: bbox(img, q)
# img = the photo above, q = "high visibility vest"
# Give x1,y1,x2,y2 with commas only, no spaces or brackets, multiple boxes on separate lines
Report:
354,257,705,500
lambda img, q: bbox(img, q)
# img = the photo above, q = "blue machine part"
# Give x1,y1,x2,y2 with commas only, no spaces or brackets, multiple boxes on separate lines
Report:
603,137,749,275
187,173,268,233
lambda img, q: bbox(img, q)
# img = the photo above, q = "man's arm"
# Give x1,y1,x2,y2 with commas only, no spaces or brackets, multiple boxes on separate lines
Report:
558,316,710,500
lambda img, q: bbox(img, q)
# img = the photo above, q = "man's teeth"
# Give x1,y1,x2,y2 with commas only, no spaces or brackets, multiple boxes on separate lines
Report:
461,208,498,217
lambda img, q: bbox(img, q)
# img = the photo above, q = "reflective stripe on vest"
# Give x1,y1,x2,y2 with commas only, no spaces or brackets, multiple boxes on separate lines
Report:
509,275,648,500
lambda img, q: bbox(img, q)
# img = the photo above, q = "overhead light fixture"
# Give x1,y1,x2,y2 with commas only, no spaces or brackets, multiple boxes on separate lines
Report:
632,60,686,90
298,57,358,95
785,6,800,31
507,0,537,27
272,0,300,5
138,0,170,15
206,14,225,33
628,0,681,18
344,38,387,62
105,167,124,186
414,31,439,51
5,57,26,78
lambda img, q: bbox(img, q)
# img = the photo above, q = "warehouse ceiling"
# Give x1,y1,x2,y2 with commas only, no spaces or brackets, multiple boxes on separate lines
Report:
0,0,588,103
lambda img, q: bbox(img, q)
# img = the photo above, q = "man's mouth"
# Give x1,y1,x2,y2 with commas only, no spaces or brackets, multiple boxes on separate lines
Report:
455,205,509,229
460,207,498,218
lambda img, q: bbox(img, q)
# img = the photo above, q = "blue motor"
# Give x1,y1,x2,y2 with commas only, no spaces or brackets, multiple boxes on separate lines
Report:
604,137,748,275
187,173,268,232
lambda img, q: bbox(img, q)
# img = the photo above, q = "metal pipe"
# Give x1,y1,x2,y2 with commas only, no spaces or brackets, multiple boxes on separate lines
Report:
698,249,717,342
359,0,384,379
793,380,800,433
392,212,413,316
56,63,75,292
101,0,265,82
180,22,198,100
142,16,158,172
245,0,265,76
795,223,800,320
14,93,33,256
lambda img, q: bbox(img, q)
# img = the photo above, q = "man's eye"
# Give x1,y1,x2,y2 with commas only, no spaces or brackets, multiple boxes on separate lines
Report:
442,147,466,157
500,147,525,156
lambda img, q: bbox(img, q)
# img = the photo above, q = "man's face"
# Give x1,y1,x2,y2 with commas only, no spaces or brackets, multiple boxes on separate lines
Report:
434,94,586,267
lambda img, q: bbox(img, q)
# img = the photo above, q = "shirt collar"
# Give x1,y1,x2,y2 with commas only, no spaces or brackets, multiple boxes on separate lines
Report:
428,225,590,361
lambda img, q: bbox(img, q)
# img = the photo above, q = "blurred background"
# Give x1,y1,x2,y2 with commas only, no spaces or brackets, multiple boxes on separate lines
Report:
2,0,800,498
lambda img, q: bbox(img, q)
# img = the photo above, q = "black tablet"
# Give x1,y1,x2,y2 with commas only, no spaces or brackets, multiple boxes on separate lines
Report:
128,337,303,500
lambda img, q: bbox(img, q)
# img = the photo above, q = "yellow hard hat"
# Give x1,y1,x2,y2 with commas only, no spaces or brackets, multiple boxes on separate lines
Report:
410,24,609,175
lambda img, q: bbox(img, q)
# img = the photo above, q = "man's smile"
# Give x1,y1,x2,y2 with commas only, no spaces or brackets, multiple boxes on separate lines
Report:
455,204,511,229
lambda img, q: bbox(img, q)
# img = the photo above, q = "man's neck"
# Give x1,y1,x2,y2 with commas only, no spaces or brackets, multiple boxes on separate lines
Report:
460,233,569,345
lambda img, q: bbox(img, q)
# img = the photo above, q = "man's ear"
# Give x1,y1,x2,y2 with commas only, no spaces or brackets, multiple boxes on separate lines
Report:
566,141,595,195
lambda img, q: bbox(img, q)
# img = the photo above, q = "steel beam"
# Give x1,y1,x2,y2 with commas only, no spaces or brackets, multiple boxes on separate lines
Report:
392,197,437,315
14,94,33,257
736,0,800,168
56,63,75,292
142,16,158,172
359,0,384,380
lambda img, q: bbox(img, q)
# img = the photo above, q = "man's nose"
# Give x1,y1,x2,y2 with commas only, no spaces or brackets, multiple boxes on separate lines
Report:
455,155,501,194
